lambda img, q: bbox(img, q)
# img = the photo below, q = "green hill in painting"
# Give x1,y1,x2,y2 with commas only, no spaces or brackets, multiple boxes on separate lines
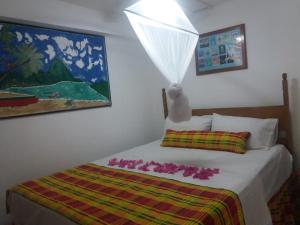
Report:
37,58,81,84
0,58,80,89
91,81,110,100
6,81,109,101
1,58,110,101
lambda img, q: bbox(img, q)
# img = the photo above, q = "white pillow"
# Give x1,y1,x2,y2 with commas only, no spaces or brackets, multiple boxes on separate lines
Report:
164,115,212,133
211,113,278,149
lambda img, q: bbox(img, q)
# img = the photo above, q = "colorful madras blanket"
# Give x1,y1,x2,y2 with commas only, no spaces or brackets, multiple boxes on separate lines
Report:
8,163,245,225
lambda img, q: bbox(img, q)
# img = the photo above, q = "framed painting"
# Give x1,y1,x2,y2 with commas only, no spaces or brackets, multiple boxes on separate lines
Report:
195,24,248,75
0,20,111,119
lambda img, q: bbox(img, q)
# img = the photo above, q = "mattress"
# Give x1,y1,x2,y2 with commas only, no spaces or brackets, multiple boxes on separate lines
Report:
8,141,293,225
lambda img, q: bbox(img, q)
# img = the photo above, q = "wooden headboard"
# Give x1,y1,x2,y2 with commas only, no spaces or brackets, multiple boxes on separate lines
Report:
162,73,293,154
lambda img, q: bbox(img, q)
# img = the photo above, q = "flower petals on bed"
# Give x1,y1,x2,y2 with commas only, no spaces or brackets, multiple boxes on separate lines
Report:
108,158,220,180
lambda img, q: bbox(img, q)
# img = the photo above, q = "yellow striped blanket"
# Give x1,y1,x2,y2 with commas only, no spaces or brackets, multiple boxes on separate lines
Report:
8,163,245,225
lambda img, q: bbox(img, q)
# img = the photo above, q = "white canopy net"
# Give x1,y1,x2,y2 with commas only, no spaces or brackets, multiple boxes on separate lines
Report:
125,0,199,122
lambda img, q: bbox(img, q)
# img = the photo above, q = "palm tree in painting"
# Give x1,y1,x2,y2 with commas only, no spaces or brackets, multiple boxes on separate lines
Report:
0,24,14,64
0,24,44,83
12,44,43,77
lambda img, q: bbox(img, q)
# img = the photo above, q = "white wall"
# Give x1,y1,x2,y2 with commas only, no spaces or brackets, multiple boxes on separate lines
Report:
1,0,300,223
181,0,300,165
0,0,164,224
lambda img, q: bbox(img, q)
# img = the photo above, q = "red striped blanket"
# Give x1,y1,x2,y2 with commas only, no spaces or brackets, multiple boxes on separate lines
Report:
8,163,245,225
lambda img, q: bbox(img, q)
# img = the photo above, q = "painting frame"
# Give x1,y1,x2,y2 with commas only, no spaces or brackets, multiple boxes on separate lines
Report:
0,18,112,119
195,24,248,76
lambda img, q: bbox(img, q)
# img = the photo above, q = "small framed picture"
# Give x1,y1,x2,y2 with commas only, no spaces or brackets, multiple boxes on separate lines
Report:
195,24,248,75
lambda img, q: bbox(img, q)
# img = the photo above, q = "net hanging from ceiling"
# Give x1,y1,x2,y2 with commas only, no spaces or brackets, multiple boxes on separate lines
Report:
125,0,199,122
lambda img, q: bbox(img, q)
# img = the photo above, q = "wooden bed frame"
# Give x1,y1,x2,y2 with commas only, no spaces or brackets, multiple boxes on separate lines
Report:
162,73,293,154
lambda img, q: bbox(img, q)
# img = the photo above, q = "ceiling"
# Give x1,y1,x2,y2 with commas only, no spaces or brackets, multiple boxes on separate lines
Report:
58,0,228,37
60,0,227,21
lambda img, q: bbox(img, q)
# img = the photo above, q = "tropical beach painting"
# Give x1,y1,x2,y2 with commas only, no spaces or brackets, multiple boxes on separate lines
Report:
0,21,111,119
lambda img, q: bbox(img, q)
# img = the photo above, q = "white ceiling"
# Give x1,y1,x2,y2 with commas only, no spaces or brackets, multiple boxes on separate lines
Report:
57,0,228,37
59,0,227,21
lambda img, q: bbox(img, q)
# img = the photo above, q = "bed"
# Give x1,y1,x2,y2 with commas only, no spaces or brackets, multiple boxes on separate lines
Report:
7,73,295,225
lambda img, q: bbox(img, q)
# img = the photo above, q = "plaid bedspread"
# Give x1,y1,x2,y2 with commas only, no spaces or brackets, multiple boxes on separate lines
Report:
8,163,245,225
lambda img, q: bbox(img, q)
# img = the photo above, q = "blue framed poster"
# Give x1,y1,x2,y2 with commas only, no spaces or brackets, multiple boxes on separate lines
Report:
0,20,111,119
196,24,248,75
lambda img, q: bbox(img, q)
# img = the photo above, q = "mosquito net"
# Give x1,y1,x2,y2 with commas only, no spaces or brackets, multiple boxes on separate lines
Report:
125,0,199,122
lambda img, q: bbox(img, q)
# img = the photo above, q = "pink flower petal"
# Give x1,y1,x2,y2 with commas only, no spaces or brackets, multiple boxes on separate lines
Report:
108,158,219,180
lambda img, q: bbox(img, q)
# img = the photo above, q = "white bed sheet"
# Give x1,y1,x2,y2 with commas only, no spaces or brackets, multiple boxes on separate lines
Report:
8,141,292,225
93,141,293,225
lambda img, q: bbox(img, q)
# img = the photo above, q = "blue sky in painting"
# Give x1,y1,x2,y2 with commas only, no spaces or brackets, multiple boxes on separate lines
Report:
0,23,109,84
